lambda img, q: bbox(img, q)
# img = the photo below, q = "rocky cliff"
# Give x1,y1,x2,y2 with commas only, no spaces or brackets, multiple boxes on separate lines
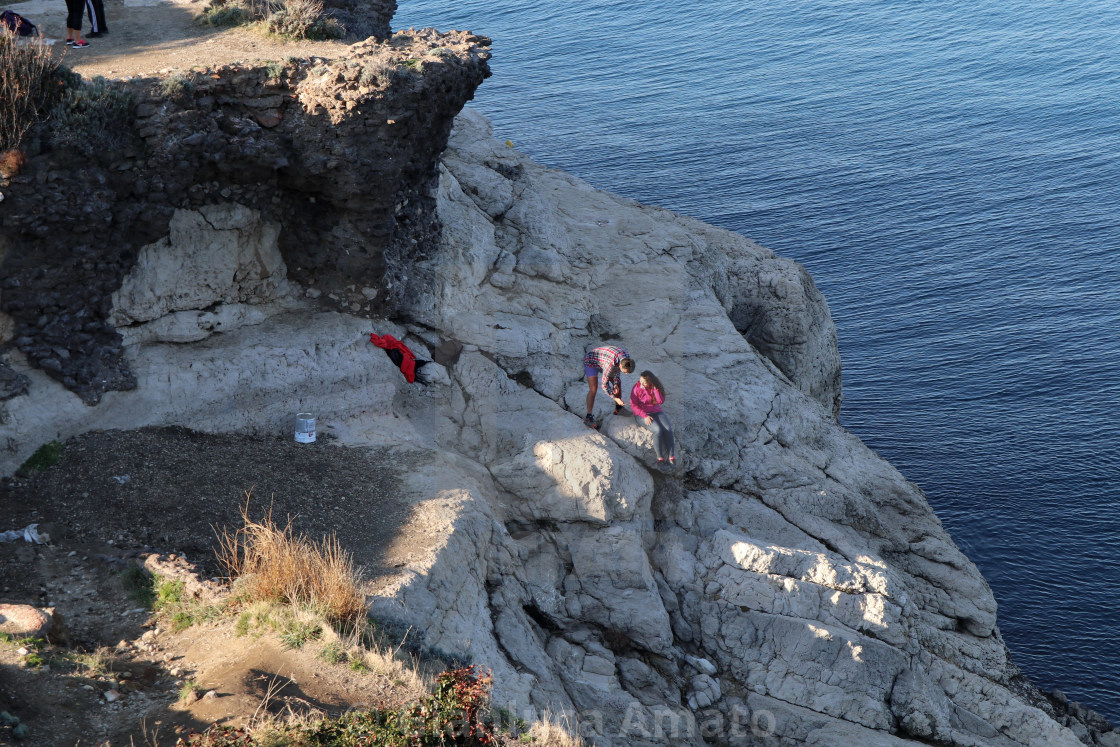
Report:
0,44,1105,746
0,28,491,405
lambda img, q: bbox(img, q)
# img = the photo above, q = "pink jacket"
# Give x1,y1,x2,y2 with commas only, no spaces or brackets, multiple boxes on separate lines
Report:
630,382,664,419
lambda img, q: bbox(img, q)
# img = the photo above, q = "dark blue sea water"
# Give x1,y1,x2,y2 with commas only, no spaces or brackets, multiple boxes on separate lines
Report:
397,0,1120,720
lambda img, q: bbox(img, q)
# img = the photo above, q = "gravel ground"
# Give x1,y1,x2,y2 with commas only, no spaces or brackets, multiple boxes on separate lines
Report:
0,426,409,585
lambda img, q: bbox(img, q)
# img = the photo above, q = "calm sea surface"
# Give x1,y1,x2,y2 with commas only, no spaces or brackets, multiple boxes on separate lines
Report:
398,0,1120,719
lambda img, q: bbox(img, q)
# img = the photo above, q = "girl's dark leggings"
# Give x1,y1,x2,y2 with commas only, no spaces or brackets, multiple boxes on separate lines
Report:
645,411,675,460
65,0,84,30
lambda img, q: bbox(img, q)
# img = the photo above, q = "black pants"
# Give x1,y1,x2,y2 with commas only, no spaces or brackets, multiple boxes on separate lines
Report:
65,0,84,31
85,0,107,32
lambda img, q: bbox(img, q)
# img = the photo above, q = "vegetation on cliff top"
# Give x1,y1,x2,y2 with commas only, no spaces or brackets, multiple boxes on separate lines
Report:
0,31,71,155
195,0,345,41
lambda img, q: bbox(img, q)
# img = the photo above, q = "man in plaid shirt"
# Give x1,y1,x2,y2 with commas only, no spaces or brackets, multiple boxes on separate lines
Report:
583,345,635,427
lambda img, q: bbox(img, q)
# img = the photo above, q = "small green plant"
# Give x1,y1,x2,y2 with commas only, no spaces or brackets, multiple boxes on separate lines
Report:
318,640,346,665
122,564,156,607
492,705,529,737
348,656,370,674
264,61,284,81
160,72,194,101
403,58,421,69
17,440,62,474
179,680,204,702
74,649,110,676
21,651,46,668
279,619,320,649
155,577,185,609
234,611,251,637
169,610,194,632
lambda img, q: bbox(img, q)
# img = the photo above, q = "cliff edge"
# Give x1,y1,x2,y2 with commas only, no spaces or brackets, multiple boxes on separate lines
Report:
0,39,1104,746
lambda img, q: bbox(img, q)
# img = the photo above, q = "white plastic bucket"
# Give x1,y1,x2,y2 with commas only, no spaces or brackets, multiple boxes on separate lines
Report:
295,413,316,443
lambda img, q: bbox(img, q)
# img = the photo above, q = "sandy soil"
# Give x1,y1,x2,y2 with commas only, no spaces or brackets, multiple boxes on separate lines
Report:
8,0,351,78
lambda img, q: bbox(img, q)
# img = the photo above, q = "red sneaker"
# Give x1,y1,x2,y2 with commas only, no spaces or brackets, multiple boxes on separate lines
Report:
71,39,89,47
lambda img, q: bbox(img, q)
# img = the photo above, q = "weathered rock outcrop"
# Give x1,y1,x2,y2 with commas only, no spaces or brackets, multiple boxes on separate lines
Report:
325,0,395,41
0,29,490,403
0,97,1104,746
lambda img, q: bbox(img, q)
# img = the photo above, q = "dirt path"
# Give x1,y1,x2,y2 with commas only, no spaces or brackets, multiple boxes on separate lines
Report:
8,0,351,78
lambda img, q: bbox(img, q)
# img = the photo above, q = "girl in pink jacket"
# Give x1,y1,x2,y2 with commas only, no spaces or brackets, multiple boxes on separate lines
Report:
630,371,676,464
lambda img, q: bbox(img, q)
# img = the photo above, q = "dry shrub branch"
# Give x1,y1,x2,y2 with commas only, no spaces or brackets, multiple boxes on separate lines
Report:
0,29,65,152
216,492,367,626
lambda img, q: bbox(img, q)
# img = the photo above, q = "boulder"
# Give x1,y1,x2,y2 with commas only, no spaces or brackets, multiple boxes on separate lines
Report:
0,604,52,639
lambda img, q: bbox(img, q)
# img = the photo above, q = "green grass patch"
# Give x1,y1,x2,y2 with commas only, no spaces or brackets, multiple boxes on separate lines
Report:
279,619,321,649
121,564,156,607
155,577,186,608
17,440,62,474
318,640,346,665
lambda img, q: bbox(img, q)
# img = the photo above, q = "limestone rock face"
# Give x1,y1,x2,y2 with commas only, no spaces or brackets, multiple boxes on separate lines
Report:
111,205,286,325
379,109,1078,746
0,109,1085,746
109,205,290,344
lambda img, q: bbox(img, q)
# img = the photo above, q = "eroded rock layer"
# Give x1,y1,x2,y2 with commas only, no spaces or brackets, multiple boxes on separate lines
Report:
0,29,490,403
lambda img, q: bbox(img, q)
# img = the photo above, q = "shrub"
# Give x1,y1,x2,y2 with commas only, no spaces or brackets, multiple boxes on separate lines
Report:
358,60,414,89
215,497,367,626
49,76,135,158
121,564,157,607
0,30,72,152
264,0,343,40
179,666,497,746
160,72,194,101
194,0,252,28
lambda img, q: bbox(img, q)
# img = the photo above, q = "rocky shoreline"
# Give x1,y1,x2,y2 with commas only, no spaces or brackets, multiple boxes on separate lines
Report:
2,21,1117,747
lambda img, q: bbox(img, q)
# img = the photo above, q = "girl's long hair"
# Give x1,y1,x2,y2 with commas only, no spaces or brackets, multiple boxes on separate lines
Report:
639,371,666,399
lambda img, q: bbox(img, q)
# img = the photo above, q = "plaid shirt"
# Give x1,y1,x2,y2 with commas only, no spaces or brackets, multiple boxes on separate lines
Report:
584,346,630,396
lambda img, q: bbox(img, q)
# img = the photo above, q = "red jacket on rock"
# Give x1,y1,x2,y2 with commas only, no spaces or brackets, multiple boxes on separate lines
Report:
370,333,419,383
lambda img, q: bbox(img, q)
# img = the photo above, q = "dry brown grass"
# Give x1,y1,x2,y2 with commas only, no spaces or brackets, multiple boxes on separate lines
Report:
0,147,26,178
216,492,367,626
528,714,588,747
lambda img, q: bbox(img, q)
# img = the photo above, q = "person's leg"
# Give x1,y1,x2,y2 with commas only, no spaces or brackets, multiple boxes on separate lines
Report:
584,370,599,416
65,0,84,41
84,0,98,33
652,412,675,461
645,415,666,460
